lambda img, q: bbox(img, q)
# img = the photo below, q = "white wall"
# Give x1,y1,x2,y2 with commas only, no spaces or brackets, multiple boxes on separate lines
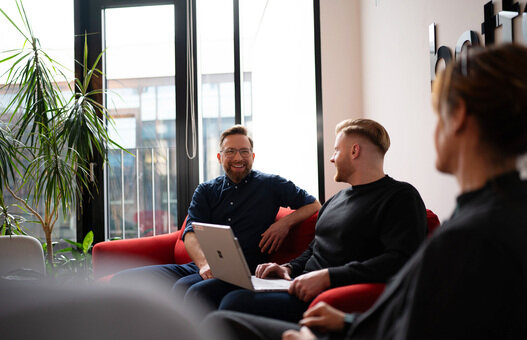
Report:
251,1,318,198
319,0,364,197
320,0,527,221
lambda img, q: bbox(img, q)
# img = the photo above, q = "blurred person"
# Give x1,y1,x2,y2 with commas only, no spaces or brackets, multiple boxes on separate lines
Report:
0,278,232,340
203,43,527,340
190,118,427,322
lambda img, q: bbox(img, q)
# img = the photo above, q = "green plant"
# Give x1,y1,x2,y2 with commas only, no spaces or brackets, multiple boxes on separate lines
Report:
49,230,94,281
0,1,121,267
0,123,25,236
0,202,26,236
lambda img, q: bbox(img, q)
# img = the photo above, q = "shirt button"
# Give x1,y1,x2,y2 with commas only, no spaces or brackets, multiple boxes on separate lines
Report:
230,202,234,205
227,218,232,222
235,186,238,189
245,180,248,183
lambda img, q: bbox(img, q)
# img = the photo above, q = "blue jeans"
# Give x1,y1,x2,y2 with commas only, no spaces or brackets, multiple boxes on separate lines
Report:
111,263,240,311
183,278,240,311
110,262,203,296
218,289,311,323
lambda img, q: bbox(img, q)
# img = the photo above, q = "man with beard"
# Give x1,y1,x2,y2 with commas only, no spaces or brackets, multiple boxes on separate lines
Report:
185,119,427,320
111,125,321,299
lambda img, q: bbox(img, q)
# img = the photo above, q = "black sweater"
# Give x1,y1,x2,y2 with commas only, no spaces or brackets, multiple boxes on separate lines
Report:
289,175,427,288
348,171,527,340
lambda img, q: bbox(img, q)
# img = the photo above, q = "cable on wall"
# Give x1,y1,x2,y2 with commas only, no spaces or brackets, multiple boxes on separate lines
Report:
185,0,197,159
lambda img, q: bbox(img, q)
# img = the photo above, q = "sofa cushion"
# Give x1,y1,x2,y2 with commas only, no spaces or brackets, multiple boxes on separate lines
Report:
92,232,180,279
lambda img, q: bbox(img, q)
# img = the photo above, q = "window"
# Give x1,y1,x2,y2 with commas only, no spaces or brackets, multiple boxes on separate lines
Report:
197,0,320,199
240,0,319,197
104,5,177,239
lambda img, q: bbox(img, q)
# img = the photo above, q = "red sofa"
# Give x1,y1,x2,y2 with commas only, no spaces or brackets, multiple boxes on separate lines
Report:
92,207,439,313
92,207,318,281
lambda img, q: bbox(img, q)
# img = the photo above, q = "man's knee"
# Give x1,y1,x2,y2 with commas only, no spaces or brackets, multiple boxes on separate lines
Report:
219,289,256,311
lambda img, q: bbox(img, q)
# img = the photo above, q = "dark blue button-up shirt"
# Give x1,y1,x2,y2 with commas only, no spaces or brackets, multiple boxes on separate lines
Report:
183,170,316,271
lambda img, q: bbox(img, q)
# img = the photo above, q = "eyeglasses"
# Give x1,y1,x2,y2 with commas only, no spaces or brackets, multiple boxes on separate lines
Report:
220,148,252,158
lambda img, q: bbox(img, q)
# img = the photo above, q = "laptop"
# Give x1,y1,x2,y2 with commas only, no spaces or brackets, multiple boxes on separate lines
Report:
192,222,291,292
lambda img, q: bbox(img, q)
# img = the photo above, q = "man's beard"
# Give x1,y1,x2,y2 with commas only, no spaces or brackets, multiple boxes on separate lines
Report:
333,165,351,183
334,171,346,183
224,161,251,183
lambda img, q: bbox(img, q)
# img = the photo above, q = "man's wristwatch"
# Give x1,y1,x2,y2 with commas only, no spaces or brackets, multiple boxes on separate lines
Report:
344,313,356,326
282,263,293,272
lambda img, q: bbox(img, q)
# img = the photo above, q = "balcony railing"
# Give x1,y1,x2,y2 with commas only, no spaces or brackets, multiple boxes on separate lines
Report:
106,147,177,240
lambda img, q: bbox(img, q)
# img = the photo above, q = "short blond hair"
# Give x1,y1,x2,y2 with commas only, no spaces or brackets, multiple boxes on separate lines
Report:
336,118,390,155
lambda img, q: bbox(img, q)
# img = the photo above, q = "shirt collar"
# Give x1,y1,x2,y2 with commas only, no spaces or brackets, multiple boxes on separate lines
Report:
223,170,256,187
456,171,521,208
349,175,390,192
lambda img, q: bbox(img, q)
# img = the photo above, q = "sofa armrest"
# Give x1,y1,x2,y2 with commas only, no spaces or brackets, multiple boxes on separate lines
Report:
270,208,318,264
92,231,180,279
309,283,386,314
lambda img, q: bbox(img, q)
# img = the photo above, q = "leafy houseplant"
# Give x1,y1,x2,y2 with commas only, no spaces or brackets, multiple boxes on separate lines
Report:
46,230,94,281
0,1,121,267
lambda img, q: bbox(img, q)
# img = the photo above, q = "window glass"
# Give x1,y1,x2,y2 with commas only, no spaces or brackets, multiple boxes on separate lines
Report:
196,0,235,181
240,0,318,198
197,0,318,198
104,5,177,239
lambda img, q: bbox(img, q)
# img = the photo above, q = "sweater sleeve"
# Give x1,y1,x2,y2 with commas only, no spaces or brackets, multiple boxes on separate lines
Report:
288,240,314,277
328,187,427,287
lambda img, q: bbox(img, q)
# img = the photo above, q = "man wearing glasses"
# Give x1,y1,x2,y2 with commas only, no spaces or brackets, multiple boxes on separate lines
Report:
112,125,321,300
181,125,321,284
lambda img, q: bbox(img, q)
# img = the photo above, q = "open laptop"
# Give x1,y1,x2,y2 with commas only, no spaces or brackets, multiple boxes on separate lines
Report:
192,222,291,292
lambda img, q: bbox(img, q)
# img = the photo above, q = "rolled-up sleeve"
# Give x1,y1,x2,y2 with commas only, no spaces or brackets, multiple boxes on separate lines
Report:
182,184,211,240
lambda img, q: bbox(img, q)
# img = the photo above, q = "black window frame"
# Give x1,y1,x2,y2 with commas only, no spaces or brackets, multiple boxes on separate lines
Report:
74,0,324,244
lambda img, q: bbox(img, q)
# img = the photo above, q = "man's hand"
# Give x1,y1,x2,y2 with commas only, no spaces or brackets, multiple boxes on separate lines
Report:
289,269,330,302
255,262,292,280
259,219,291,254
299,302,346,333
282,326,316,340
199,263,214,280
260,201,321,254
184,232,213,280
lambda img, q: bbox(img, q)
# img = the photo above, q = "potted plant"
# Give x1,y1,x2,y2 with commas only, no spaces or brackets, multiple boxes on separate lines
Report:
0,1,122,269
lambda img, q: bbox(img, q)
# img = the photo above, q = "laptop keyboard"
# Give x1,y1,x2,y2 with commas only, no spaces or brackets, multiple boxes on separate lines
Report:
251,276,291,291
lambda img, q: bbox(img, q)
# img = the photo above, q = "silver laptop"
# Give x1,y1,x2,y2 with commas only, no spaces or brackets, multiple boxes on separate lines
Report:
193,222,291,292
